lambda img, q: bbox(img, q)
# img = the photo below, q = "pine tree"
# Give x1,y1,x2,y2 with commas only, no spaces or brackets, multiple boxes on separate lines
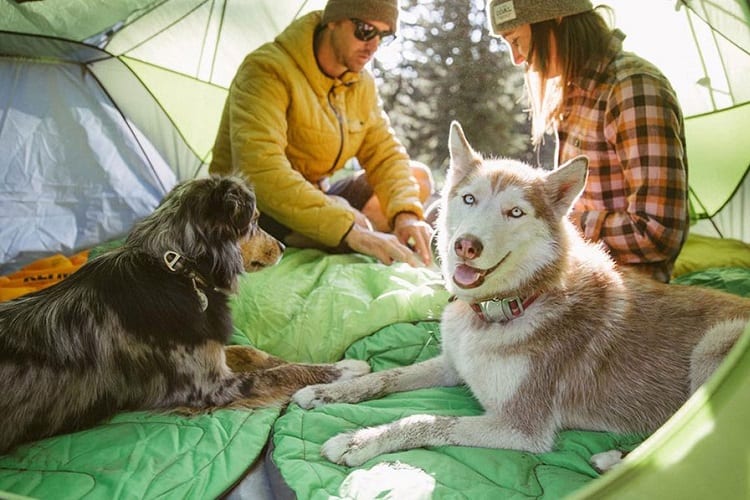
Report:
372,0,536,183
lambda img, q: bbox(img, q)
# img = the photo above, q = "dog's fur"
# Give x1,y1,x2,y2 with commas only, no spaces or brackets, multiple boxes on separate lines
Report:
293,121,750,468
0,175,369,454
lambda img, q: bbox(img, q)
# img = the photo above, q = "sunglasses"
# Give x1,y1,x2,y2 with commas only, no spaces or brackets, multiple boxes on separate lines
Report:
349,18,396,45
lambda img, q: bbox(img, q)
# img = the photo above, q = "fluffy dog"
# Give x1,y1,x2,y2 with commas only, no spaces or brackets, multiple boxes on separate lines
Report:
0,175,369,454
293,121,750,468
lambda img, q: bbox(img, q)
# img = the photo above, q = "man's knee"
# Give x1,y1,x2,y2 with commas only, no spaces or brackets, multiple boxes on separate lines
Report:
409,161,435,202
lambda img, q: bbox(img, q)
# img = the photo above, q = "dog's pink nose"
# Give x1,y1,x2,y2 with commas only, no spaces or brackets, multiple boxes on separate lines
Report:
454,235,483,260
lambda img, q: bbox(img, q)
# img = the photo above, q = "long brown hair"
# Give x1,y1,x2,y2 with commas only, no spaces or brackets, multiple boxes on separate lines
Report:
525,7,614,144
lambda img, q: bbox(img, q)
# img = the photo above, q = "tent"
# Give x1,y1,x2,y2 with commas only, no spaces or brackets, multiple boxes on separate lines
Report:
0,0,326,274
1,0,749,498
1,0,748,274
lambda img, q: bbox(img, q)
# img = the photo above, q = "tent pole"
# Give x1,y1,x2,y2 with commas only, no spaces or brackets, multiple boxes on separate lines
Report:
683,4,718,110
692,0,738,105
689,185,724,238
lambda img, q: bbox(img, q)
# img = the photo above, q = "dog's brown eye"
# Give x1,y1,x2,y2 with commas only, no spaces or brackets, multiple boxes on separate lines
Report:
508,207,524,218
462,194,475,206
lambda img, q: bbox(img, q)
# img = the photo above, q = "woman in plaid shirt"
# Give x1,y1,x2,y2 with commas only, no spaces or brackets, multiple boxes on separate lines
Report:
487,0,689,282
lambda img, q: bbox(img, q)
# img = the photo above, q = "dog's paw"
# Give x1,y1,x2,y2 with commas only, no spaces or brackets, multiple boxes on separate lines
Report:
292,360,371,409
292,385,327,409
321,429,385,467
293,381,349,409
334,359,371,381
590,449,624,473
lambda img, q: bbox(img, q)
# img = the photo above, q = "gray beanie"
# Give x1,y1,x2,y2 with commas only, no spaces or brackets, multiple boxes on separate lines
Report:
321,0,400,32
486,0,594,35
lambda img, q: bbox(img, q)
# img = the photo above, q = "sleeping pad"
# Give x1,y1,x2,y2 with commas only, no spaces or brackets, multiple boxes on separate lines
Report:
0,330,278,499
267,267,750,499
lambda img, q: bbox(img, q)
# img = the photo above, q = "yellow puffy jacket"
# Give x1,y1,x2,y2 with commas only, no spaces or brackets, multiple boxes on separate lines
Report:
210,11,423,247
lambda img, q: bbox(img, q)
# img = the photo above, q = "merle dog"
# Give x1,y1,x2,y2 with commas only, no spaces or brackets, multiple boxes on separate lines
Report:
0,175,369,454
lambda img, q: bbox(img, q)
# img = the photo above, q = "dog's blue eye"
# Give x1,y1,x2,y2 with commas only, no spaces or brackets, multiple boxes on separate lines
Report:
509,207,524,218
462,194,475,205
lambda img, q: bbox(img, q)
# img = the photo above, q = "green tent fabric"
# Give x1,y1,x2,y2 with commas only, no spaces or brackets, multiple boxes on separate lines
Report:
0,0,326,162
574,302,750,498
0,0,326,273
684,103,750,220
604,0,750,239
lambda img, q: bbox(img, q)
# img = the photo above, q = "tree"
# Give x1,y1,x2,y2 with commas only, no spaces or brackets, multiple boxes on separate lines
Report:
372,0,536,182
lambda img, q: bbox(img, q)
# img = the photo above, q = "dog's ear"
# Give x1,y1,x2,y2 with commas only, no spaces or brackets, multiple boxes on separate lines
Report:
221,178,255,236
447,121,481,186
546,156,588,217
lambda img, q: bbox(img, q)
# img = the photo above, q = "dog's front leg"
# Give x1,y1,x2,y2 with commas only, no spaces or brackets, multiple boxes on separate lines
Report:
322,413,554,467
224,358,370,408
293,354,458,409
224,344,288,372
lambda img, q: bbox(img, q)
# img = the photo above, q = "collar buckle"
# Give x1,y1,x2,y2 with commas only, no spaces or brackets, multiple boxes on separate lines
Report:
481,296,525,322
163,250,213,312
471,294,538,323
163,250,183,272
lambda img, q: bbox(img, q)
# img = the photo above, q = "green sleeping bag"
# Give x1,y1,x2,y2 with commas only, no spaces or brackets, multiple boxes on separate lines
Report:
268,267,750,499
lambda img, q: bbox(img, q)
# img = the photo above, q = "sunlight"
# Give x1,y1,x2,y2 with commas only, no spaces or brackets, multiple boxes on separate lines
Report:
650,386,716,469
375,38,404,71
606,0,739,114
335,461,436,499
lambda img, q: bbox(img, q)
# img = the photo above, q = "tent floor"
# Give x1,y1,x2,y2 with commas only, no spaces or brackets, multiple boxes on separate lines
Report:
227,462,274,500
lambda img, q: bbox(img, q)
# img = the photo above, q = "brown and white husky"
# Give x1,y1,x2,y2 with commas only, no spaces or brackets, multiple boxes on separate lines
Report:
292,121,750,468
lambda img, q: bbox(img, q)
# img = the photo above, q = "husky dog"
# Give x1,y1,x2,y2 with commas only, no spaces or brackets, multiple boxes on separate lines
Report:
293,121,750,468
0,175,369,454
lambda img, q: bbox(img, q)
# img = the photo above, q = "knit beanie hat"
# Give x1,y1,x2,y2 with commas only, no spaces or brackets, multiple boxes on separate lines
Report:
486,0,593,35
321,0,400,32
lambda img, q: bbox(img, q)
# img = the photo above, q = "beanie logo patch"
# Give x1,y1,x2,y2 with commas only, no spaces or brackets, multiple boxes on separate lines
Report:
490,1,517,27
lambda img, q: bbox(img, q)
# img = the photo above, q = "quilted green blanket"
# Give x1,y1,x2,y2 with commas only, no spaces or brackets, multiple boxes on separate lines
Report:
0,329,280,499
230,248,449,363
269,322,645,499
266,265,750,499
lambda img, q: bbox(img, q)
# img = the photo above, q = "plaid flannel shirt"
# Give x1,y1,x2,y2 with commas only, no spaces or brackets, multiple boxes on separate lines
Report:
556,31,688,282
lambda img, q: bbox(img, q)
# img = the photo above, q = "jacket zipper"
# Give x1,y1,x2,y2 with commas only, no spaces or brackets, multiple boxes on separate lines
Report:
326,85,345,175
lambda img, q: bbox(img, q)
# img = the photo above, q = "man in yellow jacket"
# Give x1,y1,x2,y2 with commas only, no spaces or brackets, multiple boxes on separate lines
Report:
210,0,433,267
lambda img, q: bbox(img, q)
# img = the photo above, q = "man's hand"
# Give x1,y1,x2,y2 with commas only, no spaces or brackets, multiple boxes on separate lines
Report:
328,195,373,231
392,212,433,266
344,224,424,267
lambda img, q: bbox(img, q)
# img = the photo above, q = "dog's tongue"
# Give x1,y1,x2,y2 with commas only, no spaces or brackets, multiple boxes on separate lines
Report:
453,264,483,288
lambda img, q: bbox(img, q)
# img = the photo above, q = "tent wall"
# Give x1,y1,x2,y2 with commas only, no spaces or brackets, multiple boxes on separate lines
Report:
691,175,749,242
685,102,750,243
1,0,748,267
0,27,210,274
0,56,177,274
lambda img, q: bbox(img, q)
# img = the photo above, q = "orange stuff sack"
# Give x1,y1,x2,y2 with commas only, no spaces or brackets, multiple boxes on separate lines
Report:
0,250,89,302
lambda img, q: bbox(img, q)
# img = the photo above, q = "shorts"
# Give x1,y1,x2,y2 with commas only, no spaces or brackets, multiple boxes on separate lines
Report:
258,170,373,242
